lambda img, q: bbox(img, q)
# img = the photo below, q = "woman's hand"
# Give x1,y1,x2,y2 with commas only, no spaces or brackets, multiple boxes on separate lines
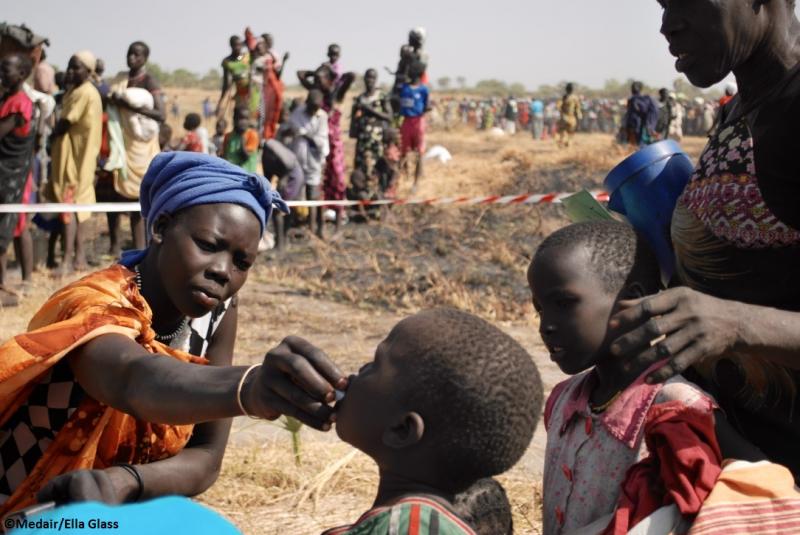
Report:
609,287,745,384
36,467,137,505
243,336,347,431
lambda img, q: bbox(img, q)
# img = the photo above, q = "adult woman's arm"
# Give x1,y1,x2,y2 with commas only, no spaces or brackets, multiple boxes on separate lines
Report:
608,287,800,383
131,299,241,499
276,52,289,80
41,303,242,503
0,113,19,139
216,66,232,115
66,329,346,429
297,70,316,91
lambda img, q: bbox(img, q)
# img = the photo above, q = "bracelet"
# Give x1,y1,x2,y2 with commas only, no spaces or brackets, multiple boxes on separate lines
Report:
115,463,143,502
236,364,262,419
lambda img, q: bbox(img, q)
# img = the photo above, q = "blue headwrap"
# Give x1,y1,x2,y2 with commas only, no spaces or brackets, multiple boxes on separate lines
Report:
120,152,289,266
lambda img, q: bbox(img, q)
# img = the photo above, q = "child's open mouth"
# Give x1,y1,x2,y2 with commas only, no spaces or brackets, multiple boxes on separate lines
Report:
546,344,567,361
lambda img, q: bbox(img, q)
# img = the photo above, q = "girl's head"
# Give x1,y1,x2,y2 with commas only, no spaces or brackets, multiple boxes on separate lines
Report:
183,113,202,132
364,68,378,91
527,221,661,375
233,106,251,133
327,43,341,63
0,54,33,91
126,41,150,71
408,27,426,48
133,152,288,318
66,52,95,87
229,35,243,55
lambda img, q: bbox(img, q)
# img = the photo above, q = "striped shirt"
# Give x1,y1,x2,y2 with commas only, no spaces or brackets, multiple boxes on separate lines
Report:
321,497,476,535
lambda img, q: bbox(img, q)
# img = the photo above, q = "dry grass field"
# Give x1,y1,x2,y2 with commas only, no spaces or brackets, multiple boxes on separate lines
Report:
0,88,707,534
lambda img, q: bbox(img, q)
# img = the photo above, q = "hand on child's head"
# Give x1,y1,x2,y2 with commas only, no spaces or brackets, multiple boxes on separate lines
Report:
528,221,662,375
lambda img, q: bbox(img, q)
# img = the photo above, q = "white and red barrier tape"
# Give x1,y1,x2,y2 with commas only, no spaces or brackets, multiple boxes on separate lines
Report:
0,191,610,214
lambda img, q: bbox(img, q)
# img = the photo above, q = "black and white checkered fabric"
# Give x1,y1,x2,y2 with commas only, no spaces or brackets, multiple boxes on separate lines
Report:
0,361,85,503
0,298,231,505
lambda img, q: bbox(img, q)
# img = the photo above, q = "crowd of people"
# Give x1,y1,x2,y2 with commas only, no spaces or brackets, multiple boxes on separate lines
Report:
2,1,800,532
0,25,435,305
435,83,729,146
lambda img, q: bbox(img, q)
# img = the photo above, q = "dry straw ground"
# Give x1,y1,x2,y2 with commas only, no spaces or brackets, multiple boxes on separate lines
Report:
0,88,706,534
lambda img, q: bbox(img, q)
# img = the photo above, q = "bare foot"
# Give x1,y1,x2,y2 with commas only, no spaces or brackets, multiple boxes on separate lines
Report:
0,287,19,307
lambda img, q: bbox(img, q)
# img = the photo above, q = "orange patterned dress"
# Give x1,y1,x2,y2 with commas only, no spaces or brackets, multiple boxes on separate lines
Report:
0,265,207,516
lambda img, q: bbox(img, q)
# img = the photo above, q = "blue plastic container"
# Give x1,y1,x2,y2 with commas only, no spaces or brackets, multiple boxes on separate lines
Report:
604,140,694,279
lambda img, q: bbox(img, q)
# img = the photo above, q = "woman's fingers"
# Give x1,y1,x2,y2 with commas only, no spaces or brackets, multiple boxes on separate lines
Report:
610,289,683,330
266,396,332,431
611,311,688,358
625,324,699,372
267,336,346,400
646,342,707,384
266,373,334,425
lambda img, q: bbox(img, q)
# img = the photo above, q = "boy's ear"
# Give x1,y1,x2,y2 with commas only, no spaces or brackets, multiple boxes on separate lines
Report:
150,213,173,245
382,411,425,449
621,281,647,301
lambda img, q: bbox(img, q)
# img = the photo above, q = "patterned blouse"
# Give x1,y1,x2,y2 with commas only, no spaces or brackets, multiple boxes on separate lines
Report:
542,369,715,534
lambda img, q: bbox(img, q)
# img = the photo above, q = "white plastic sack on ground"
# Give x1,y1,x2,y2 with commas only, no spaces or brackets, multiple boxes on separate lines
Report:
423,145,452,164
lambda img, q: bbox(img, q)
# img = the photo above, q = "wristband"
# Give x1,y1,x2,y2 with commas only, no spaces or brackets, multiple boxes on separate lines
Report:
236,364,262,419
115,463,143,502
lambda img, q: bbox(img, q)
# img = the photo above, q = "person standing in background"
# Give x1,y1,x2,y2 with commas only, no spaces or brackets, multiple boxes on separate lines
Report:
0,54,35,306
105,41,164,258
46,51,102,273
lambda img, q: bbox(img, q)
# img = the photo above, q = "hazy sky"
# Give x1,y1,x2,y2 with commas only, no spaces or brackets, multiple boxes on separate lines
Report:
8,1,800,91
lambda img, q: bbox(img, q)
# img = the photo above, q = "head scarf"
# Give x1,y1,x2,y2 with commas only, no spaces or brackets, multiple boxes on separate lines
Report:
120,151,288,266
73,50,96,73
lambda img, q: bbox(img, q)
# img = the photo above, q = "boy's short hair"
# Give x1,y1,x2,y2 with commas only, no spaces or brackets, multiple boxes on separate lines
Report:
184,113,201,131
408,60,426,81
400,308,543,492
129,40,150,59
10,53,33,78
533,220,662,295
453,478,513,535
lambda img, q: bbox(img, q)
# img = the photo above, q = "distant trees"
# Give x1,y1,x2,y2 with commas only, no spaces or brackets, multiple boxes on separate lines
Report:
437,76,451,90
112,63,222,90
456,76,467,89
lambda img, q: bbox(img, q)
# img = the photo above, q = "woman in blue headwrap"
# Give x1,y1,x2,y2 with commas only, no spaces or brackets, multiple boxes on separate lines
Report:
0,152,348,515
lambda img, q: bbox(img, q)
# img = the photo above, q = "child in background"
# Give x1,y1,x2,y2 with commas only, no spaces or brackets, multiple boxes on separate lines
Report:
325,308,543,534
175,112,204,152
529,221,729,534
222,106,259,172
0,53,35,307
210,118,226,157
287,89,329,238
399,60,429,191
158,123,173,151
453,478,514,535
375,127,401,199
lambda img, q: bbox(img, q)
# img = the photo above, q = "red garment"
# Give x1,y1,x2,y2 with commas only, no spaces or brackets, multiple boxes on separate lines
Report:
262,53,284,140
0,90,33,137
603,401,723,535
401,116,426,155
99,112,110,160
180,131,204,153
719,95,734,107
13,171,33,237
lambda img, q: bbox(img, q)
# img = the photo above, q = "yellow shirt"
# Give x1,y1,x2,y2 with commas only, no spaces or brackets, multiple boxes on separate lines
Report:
48,80,102,222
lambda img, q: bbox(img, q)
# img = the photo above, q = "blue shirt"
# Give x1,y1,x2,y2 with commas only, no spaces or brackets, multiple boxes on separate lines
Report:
399,84,429,118
530,99,544,117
